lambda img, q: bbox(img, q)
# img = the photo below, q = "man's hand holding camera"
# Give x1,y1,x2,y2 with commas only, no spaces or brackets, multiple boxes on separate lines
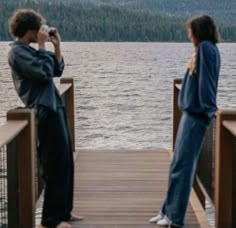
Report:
38,25,62,63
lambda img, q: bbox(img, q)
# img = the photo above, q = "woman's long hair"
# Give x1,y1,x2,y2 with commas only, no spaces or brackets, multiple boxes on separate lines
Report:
186,14,220,46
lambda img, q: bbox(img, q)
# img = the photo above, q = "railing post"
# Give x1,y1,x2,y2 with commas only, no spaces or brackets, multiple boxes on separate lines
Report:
7,108,36,228
60,77,75,152
215,110,236,228
173,78,182,151
195,121,215,208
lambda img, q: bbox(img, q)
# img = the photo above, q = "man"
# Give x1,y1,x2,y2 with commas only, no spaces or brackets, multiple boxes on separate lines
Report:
8,9,81,228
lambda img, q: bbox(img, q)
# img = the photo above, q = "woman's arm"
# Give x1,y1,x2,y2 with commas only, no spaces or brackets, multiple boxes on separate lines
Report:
198,42,219,117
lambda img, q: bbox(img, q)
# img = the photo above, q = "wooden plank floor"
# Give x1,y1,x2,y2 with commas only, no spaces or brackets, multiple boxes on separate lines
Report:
71,149,204,228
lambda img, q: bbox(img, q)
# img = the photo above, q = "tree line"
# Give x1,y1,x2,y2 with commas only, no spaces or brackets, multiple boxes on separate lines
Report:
0,1,235,42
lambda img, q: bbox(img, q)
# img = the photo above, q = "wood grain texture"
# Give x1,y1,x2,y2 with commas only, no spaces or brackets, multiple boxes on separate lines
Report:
222,120,236,136
60,78,75,152
71,149,207,227
0,120,27,147
7,109,36,228
214,111,236,228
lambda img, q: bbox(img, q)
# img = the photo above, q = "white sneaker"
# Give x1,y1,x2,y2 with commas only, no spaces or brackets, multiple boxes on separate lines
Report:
157,215,171,226
149,213,163,223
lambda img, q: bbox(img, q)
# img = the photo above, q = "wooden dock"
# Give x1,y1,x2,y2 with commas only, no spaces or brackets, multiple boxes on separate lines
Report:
70,149,209,227
3,78,236,228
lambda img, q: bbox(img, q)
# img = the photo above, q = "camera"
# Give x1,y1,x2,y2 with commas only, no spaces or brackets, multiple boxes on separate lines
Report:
42,25,56,37
48,29,56,37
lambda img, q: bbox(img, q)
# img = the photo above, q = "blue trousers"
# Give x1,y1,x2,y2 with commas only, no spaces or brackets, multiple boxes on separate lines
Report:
161,112,210,227
37,106,74,227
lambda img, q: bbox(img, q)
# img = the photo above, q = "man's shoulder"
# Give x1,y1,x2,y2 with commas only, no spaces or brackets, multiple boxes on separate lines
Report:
8,42,37,65
9,42,35,55
9,42,23,57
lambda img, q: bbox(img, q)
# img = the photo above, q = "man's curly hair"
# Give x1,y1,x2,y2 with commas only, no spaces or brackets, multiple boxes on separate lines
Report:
8,9,45,38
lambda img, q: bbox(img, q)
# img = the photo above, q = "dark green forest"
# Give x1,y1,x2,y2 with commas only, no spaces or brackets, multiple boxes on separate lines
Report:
78,0,236,22
0,1,236,42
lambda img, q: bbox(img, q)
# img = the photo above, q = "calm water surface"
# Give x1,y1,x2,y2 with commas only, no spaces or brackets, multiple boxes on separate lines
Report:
0,42,236,149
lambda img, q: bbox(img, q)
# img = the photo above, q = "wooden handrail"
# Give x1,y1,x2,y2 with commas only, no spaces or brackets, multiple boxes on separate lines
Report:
222,120,236,136
60,77,75,152
0,79,72,148
0,120,28,148
214,110,236,228
55,78,75,151
0,78,75,228
7,108,36,228
58,83,72,96
172,78,182,151
175,83,181,90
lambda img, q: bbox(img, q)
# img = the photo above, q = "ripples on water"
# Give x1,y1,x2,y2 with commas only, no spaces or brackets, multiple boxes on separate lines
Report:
0,42,236,149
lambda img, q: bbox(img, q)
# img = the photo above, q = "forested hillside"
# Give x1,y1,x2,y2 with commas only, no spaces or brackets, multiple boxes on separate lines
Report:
81,0,236,22
0,0,235,42
33,0,236,22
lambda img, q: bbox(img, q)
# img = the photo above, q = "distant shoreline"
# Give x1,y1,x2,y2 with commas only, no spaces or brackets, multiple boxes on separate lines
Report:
1,40,235,43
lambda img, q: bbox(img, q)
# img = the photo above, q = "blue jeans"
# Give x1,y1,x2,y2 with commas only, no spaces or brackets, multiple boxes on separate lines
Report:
161,112,210,227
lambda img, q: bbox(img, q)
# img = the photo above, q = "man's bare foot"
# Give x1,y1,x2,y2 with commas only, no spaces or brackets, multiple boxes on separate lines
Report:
56,222,72,228
69,214,84,221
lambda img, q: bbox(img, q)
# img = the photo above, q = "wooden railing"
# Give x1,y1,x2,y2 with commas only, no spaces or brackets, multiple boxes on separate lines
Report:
0,78,75,228
1,77,235,227
215,111,236,228
59,78,75,152
173,79,236,228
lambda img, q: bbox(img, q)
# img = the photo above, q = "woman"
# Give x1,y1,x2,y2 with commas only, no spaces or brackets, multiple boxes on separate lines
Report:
149,14,221,227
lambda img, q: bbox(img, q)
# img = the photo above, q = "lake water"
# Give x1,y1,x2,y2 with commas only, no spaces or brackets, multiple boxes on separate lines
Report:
0,42,236,150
